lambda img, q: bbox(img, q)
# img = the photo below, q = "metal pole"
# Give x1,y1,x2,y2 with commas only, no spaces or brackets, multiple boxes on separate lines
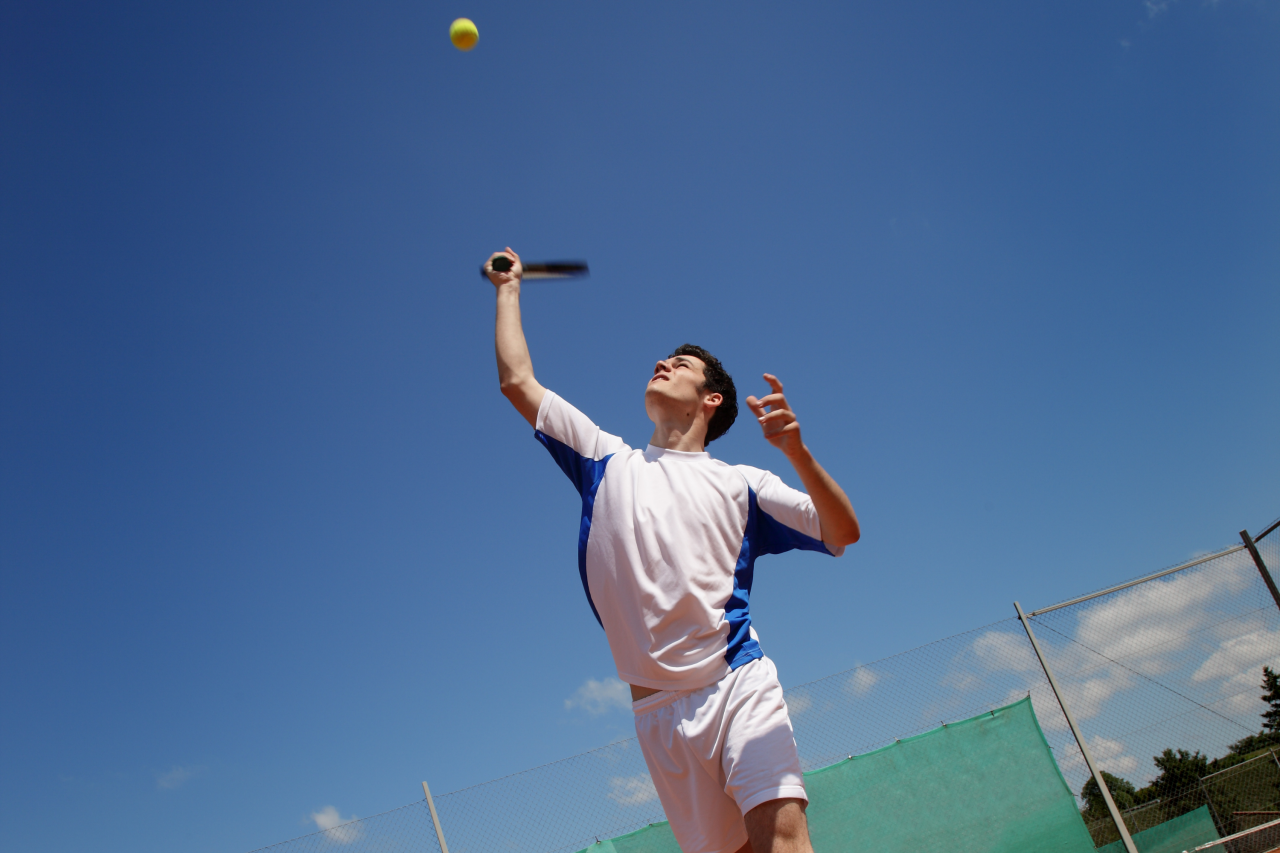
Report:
1029,546,1244,616
422,780,451,853
1200,777,1226,837
1240,530,1280,614
1255,517,1280,544
1015,601,1139,853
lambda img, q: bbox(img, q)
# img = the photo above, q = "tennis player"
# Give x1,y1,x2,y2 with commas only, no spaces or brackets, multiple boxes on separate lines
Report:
486,248,860,853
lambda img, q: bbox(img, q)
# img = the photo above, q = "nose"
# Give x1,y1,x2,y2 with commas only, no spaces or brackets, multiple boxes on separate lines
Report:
653,359,671,375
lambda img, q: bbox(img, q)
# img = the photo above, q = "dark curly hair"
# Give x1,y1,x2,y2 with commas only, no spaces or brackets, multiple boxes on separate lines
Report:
669,344,737,446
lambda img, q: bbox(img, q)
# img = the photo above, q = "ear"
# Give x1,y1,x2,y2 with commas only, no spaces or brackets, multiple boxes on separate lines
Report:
703,392,723,411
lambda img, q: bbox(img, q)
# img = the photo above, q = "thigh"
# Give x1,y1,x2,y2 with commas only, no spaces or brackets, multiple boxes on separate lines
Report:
744,798,812,853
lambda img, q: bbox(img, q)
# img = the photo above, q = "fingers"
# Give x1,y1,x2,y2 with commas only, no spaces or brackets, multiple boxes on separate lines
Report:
484,251,507,271
752,392,790,412
752,373,802,448
750,376,789,414
485,248,523,285
745,394,789,428
757,408,797,433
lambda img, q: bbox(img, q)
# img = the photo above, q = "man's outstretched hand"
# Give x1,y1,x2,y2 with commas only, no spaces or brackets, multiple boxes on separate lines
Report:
747,373,860,549
485,248,523,288
746,374,805,458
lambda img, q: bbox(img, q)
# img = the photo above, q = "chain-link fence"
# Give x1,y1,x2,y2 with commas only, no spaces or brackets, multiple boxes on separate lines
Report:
247,801,443,853
1027,531,1280,847
247,519,1280,853
1201,752,1280,839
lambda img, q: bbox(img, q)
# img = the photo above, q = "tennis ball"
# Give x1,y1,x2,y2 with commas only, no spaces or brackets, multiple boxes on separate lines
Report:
449,18,478,51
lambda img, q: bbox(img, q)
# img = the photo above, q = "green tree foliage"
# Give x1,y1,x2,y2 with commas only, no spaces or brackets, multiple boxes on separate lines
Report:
1262,666,1280,735
1221,667,1280,768
1226,731,1279,759
1082,772,1139,814
1151,749,1209,801
1078,753,1210,825
1080,667,1280,845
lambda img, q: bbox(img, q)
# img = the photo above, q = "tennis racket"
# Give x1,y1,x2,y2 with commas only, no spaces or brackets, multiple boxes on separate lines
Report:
481,256,590,280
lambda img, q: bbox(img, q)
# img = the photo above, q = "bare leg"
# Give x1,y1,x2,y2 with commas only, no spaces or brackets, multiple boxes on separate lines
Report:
735,798,812,853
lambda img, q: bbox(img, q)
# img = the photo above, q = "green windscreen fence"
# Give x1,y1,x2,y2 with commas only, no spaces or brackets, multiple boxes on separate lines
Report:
578,697,1095,853
1097,807,1219,853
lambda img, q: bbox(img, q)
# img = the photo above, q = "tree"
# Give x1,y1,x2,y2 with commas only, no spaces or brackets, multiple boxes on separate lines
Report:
1226,731,1277,760
1081,772,1139,814
1151,749,1209,802
1263,666,1280,735
1223,668,1280,762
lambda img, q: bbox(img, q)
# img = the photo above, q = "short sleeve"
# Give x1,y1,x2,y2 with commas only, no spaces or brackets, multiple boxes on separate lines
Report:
534,392,630,496
738,465,844,557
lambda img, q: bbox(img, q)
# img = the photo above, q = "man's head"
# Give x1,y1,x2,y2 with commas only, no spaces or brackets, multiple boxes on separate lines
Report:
644,344,738,446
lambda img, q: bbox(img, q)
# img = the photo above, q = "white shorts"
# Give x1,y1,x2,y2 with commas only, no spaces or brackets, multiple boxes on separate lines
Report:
632,657,807,853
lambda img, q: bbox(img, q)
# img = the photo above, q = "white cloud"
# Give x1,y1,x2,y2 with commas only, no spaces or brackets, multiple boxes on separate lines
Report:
787,693,813,715
311,806,363,845
156,765,201,790
565,677,631,715
607,774,659,806
1028,686,1071,733
845,667,879,697
1059,735,1142,783
1030,558,1255,722
1072,562,1242,664
945,555,1268,762
972,631,1039,674
1192,626,1280,716
1193,626,1279,684
1146,0,1172,17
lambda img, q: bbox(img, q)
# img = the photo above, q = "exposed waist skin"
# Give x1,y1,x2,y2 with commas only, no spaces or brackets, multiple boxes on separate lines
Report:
630,684,662,702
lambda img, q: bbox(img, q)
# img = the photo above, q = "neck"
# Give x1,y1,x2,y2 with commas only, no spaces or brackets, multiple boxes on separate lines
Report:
648,419,707,452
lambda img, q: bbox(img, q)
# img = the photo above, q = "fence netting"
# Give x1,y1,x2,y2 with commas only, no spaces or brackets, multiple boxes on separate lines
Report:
248,526,1280,853
247,800,443,853
1028,537,1280,847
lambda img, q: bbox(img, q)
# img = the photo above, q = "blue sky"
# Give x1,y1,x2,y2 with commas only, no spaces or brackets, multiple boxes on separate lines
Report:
2,2,1278,851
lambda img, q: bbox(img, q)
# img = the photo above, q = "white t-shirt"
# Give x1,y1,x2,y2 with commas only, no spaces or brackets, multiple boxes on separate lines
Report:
535,391,842,691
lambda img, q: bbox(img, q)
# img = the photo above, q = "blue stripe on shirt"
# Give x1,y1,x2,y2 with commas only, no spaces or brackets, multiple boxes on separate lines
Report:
725,486,834,669
535,430,611,628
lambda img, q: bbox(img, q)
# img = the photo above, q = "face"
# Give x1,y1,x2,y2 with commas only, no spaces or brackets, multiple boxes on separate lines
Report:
644,354,720,421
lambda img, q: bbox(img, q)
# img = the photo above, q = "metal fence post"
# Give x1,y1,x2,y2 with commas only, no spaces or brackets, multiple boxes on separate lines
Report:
423,780,451,853
1200,777,1226,836
1241,530,1280,614
1015,601,1139,853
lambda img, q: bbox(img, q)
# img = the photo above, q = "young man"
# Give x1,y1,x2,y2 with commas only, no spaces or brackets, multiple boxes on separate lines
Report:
486,248,860,853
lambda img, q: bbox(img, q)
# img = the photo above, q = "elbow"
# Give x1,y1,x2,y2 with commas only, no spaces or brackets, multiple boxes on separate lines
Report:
499,375,530,399
835,518,861,548
819,512,860,553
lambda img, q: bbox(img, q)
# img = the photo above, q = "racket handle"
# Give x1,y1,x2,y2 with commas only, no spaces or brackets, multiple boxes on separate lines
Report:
480,259,590,280
480,255,514,278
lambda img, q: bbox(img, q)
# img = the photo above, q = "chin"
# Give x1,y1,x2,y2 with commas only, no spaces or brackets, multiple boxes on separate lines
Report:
645,384,676,403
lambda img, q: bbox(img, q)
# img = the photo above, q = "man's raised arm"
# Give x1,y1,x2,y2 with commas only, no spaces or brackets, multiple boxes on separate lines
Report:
486,248,546,428
746,373,861,551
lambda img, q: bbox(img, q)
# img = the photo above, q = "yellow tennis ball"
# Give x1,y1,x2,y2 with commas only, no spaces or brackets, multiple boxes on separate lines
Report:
449,18,478,51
